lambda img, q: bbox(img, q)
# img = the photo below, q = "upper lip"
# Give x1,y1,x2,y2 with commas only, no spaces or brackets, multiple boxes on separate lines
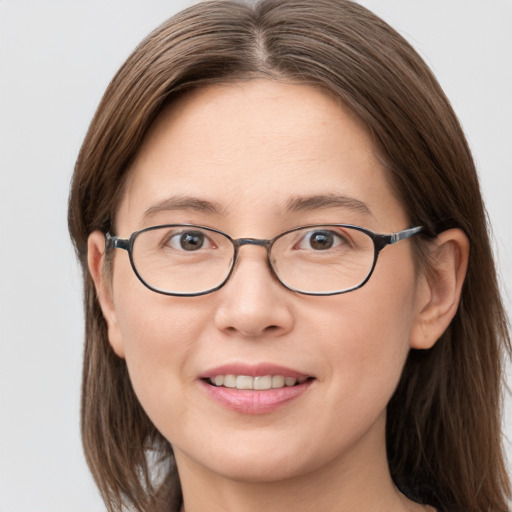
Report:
200,363,312,380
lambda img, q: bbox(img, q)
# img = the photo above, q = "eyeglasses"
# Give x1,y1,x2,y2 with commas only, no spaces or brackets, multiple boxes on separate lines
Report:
105,224,423,296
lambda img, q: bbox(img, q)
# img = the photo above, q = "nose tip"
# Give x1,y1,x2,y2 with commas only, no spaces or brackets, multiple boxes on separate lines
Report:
213,251,294,338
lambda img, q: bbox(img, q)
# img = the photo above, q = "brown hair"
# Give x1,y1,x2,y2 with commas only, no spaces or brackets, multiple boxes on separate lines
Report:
68,1,511,511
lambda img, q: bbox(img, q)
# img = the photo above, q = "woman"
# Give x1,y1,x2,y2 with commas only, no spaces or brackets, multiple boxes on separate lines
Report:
68,0,511,511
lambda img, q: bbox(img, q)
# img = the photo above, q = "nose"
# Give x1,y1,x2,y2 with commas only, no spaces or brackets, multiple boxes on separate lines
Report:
213,246,294,338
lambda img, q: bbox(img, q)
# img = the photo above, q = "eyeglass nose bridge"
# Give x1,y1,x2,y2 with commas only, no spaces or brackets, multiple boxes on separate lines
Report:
234,237,272,249
232,237,273,261
228,237,277,280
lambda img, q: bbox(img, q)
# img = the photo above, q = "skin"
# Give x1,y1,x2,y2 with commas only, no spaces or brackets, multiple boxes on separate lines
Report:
88,80,468,512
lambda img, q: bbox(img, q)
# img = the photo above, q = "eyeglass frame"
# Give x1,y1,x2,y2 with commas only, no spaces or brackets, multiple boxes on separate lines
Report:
105,224,423,297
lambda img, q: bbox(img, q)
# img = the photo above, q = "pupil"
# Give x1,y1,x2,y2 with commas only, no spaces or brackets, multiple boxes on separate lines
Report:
180,232,204,251
310,231,333,250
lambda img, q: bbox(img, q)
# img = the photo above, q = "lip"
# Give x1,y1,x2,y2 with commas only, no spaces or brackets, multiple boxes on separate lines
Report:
199,363,314,414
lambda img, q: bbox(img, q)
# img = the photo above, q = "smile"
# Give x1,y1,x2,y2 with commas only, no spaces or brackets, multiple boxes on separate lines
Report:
208,375,309,390
200,364,314,413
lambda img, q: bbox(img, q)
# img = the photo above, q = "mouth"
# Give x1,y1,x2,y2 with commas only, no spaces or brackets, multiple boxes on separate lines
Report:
199,365,315,413
205,374,312,390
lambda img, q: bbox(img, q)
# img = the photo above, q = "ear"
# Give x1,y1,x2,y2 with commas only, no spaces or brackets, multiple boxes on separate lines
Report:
87,231,125,358
410,228,469,350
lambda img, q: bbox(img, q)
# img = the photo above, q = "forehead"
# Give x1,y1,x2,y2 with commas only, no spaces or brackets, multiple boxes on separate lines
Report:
137,79,373,169
117,79,406,233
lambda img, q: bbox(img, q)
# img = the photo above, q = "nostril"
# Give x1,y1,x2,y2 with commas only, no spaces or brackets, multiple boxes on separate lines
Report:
227,324,282,337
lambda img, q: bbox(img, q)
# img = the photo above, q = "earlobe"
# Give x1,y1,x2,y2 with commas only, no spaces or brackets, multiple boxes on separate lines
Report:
87,231,126,358
410,228,469,350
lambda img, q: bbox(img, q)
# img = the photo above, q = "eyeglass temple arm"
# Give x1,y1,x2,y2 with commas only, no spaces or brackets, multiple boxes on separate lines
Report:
389,226,423,244
105,232,130,252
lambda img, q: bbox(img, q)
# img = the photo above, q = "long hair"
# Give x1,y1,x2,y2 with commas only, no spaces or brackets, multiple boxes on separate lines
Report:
68,1,511,511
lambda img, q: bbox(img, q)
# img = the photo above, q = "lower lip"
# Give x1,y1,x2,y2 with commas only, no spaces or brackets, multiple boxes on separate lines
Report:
200,379,313,414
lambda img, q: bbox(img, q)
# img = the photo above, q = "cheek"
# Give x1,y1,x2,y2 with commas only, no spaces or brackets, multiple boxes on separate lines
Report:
111,261,212,420
117,298,210,434
313,300,411,389
313,257,419,406
111,254,208,355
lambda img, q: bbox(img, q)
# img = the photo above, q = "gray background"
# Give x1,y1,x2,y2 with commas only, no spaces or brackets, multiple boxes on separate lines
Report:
1,1,510,510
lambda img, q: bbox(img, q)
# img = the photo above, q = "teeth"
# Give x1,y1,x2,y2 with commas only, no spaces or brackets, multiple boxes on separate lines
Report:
236,375,253,390
208,374,307,390
285,377,297,387
272,375,285,388
224,375,236,388
254,376,272,390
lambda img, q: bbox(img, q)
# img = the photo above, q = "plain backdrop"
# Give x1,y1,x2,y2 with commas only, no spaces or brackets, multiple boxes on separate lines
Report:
0,1,511,510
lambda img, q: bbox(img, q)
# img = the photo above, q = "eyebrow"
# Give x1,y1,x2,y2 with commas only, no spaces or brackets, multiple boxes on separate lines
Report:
142,193,373,221
285,194,373,217
143,195,227,219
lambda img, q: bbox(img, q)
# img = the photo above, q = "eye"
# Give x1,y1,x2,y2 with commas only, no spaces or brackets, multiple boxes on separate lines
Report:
297,230,346,251
166,230,213,251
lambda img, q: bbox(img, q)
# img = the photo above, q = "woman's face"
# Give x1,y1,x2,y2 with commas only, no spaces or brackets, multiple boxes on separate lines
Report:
94,80,427,484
